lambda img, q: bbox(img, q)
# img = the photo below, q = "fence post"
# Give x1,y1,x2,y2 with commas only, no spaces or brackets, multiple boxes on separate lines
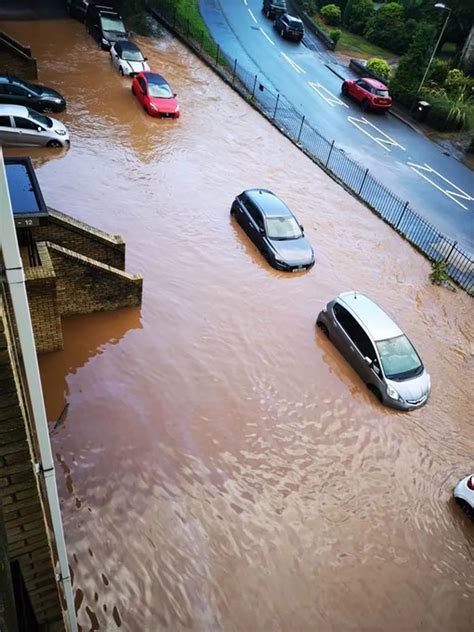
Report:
251,74,257,98
232,58,237,85
358,168,369,195
395,201,409,230
215,44,220,66
297,115,305,143
444,240,458,263
200,30,204,52
325,140,335,167
273,93,280,120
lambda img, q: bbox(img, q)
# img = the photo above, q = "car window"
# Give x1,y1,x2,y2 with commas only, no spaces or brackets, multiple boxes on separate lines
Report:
265,216,301,240
245,199,264,229
0,115,12,127
375,88,389,97
14,117,40,130
0,85,6,94
6,85,28,96
137,77,146,93
122,48,144,61
376,335,422,380
333,303,376,359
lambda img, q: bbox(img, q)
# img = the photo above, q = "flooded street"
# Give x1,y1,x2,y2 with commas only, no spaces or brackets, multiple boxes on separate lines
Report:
2,17,473,632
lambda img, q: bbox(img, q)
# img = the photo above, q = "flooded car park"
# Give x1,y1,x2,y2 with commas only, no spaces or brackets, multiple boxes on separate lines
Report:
1,16,472,632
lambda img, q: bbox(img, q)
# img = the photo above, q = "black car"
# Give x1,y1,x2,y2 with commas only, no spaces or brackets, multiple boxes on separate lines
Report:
275,14,304,42
66,0,89,21
0,75,66,113
231,189,315,272
262,0,287,19
85,1,128,50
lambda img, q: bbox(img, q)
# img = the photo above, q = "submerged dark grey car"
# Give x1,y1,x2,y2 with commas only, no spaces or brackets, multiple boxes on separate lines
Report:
316,292,431,410
231,189,315,272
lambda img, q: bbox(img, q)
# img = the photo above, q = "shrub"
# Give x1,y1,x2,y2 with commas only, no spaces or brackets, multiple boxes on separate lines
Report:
329,29,342,46
343,0,374,35
366,58,391,81
428,59,450,86
321,4,342,25
300,0,318,13
444,68,473,97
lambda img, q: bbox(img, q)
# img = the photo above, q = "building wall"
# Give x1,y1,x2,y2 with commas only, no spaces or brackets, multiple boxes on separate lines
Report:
0,295,64,629
0,32,37,80
32,209,126,270
0,496,18,632
460,25,474,74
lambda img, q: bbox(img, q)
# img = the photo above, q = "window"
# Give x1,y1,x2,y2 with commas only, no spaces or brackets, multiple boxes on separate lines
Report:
27,109,52,128
376,335,422,380
13,117,39,130
6,85,28,96
265,216,301,240
244,199,264,229
0,116,12,127
147,82,173,98
137,77,146,93
100,16,126,34
333,303,376,360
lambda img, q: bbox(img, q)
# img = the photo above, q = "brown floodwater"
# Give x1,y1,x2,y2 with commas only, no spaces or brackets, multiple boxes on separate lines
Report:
2,17,473,632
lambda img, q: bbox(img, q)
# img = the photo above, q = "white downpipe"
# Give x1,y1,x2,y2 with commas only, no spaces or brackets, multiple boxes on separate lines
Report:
0,149,77,632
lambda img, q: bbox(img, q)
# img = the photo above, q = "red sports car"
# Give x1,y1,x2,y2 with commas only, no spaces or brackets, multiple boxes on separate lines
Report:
341,77,392,112
131,71,180,118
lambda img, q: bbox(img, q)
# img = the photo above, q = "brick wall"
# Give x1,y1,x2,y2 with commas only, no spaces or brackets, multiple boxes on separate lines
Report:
32,209,126,270
47,242,143,316
0,32,37,80
0,295,64,629
24,243,63,354
0,496,18,632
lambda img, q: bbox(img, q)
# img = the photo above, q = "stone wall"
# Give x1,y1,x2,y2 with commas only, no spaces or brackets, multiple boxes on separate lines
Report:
0,295,64,629
47,242,143,316
0,31,37,80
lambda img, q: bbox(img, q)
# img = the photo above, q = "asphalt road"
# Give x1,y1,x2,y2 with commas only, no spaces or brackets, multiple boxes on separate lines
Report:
200,0,474,253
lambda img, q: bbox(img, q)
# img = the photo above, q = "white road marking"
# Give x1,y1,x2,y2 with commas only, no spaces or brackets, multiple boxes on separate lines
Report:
407,162,474,210
259,27,275,45
243,0,248,5
281,52,306,75
248,8,257,23
308,81,348,107
347,116,405,152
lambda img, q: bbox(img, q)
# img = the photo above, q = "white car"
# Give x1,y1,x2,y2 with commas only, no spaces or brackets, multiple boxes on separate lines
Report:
110,40,150,77
0,104,69,148
453,474,474,518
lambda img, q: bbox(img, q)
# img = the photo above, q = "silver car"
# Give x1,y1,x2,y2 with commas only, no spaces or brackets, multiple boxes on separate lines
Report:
0,104,70,148
316,292,430,410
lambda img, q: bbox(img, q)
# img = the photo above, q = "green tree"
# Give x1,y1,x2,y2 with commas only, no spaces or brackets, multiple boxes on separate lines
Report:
427,58,450,85
321,4,342,25
343,0,374,35
364,3,408,53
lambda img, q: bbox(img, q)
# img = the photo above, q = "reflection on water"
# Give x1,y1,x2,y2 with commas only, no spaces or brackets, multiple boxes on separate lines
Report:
3,16,473,632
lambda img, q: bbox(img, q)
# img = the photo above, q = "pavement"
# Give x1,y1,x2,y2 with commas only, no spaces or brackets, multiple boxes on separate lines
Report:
199,0,474,253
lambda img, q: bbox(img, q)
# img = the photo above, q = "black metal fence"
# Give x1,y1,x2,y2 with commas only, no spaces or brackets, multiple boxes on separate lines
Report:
147,1,473,294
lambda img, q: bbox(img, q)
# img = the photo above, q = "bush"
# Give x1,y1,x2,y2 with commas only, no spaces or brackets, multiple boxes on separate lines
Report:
366,58,391,81
320,4,342,25
428,59,450,86
444,68,473,97
329,29,342,46
364,2,409,54
300,0,318,12
343,0,374,35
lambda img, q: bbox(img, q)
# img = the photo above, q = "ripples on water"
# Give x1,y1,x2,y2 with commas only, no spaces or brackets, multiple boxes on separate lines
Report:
2,16,472,632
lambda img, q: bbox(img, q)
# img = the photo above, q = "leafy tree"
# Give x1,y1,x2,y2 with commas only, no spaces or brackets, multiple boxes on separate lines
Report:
321,4,342,25
343,0,374,35
364,3,408,53
366,58,391,81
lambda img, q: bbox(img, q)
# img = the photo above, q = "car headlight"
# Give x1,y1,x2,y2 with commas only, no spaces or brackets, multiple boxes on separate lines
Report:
53,97,62,103
386,385,400,400
149,103,158,110
101,38,109,45
273,253,285,263
55,129,66,136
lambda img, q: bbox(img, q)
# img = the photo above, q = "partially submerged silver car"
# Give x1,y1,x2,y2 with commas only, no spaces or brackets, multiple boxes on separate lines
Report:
0,104,70,148
316,292,430,410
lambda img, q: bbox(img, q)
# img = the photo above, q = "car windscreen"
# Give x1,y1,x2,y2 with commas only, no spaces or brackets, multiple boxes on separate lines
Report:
265,216,302,240
376,334,422,380
374,88,389,97
273,0,286,6
288,18,303,29
121,49,144,61
101,16,126,33
27,108,52,128
148,82,173,98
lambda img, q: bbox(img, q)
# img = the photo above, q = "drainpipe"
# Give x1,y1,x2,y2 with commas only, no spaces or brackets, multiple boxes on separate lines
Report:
0,150,77,632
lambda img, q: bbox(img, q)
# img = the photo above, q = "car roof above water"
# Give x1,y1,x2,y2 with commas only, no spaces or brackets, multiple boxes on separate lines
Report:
244,189,291,217
337,292,403,341
0,104,29,117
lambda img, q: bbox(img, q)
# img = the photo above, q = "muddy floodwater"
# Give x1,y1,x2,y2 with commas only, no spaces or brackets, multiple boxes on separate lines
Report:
2,17,473,632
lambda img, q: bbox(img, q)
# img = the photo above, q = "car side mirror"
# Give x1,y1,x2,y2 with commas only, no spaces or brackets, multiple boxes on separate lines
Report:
173,92,177,97
299,224,304,233
37,126,42,132
27,93,32,98
144,57,148,61
259,226,265,233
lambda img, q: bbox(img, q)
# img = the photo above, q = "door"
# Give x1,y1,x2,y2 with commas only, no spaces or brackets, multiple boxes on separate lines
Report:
136,76,147,105
111,45,119,70
3,83,31,108
331,303,376,382
0,115,19,145
244,199,265,247
12,116,46,146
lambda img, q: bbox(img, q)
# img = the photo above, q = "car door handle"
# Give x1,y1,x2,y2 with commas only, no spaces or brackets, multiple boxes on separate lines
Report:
349,346,354,351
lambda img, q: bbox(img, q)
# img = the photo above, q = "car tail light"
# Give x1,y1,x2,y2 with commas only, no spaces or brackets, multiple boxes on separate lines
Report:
467,476,474,490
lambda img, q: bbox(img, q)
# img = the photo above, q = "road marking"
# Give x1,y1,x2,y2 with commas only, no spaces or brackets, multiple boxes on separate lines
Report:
259,27,275,45
281,52,306,75
347,116,405,152
308,81,348,107
243,0,248,5
407,162,474,210
248,8,257,23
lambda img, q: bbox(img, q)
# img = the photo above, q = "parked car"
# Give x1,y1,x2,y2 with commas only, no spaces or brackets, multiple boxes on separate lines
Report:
453,474,474,518
85,1,128,50
341,78,392,112
131,72,180,118
316,292,430,410
66,0,89,21
110,41,150,77
0,105,70,148
0,75,66,113
262,0,287,19
274,14,304,42
230,189,314,272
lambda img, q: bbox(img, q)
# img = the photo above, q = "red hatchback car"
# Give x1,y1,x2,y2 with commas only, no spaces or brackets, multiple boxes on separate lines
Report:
131,71,180,118
341,77,392,112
